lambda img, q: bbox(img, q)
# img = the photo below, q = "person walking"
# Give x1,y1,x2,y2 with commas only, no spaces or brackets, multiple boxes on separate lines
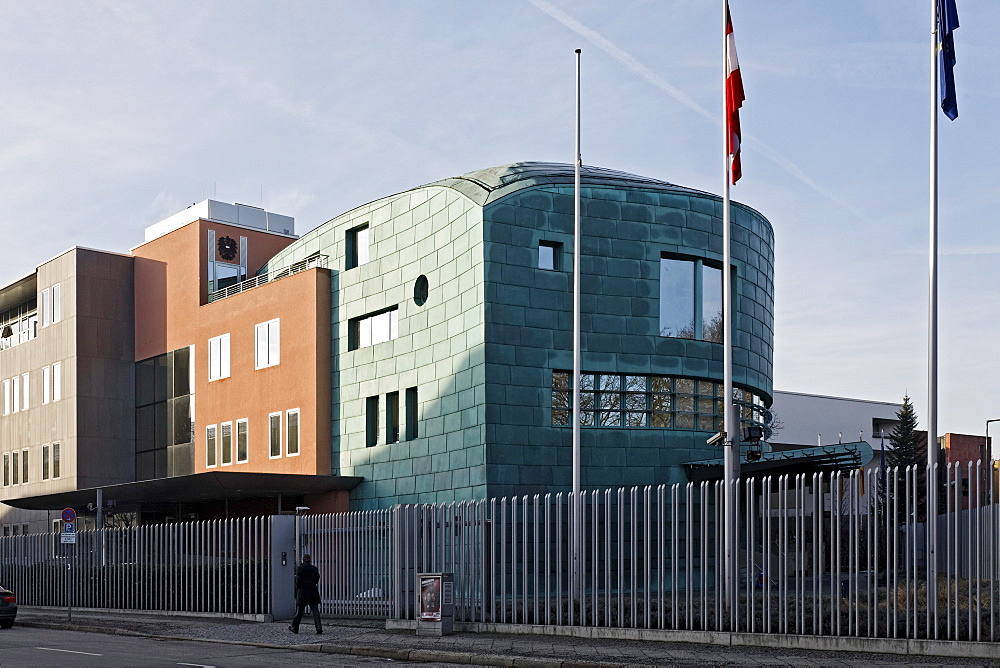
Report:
288,553,322,634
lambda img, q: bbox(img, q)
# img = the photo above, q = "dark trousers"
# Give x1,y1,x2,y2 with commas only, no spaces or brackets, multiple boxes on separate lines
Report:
292,602,321,632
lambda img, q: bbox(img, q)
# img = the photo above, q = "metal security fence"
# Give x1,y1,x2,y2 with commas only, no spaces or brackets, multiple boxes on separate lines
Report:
298,509,395,617
388,463,1000,643
0,517,270,616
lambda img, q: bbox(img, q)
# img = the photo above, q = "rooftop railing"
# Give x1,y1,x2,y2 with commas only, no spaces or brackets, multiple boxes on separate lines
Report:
208,254,328,303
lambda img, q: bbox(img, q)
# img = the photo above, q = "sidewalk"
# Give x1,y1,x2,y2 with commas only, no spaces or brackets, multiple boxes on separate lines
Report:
14,608,998,667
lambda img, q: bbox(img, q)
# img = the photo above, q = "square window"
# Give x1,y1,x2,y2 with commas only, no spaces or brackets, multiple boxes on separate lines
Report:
538,241,562,271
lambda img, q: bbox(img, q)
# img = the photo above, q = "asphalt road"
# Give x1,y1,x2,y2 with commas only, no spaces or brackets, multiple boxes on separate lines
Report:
0,627,463,667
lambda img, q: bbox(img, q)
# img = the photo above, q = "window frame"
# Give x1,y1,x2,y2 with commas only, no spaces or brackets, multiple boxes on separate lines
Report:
42,366,50,405
348,307,399,351
286,408,300,457
2,453,8,487
52,362,61,402
42,444,50,481
236,418,249,463
538,240,563,271
206,425,218,468
20,373,28,411
365,395,379,447
52,443,60,479
255,319,281,369
221,421,233,466
269,412,282,459
659,254,726,343
405,387,419,440
208,333,231,381
346,223,370,270
52,283,61,323
21,447,28,484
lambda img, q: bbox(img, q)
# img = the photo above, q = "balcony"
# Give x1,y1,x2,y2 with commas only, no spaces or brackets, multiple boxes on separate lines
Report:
208,254,328,303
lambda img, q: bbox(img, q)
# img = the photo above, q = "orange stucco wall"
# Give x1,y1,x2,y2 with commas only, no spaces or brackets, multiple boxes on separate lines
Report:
132,220,331,477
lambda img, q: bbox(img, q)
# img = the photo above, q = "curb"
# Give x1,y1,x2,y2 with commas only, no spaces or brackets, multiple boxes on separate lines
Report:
15,620,635,668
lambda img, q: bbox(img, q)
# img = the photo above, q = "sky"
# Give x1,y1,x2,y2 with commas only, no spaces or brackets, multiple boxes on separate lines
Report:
1,1,998,436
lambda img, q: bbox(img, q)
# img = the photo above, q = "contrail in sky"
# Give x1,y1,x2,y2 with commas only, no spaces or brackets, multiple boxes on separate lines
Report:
528,0,863,219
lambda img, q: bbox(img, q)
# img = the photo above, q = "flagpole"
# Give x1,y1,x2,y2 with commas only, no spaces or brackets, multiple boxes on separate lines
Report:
722,0,739,622
572,47,582,608
926,0,939,633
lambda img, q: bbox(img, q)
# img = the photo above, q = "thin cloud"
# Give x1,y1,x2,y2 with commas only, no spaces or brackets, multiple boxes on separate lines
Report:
527,0,863,219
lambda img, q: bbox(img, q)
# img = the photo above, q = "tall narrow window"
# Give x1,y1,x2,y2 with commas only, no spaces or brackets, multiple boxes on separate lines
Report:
221,422,233,465
208,334,231,381
11,376,19,413
269,412,282,458
286,409,300,456
41,288,49,327
21,448,28,484
20,373,28,411
3,379,9,415
255,319,280,369
366,396,379,447
405,387,419,440
206,425,217,468
236,419,248,463
52,283,61,323
2,454,8,487
52,443,60,478
52,362,61,401
42,366,50,405
42,445,50,481
386,392,400,444
346,224,370,270
12,451,18,485
659,257,724,343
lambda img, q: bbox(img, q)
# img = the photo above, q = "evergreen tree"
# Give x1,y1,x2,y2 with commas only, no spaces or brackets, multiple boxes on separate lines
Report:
885,395,928,521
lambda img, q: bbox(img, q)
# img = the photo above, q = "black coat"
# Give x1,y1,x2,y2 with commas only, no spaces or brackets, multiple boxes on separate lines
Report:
294,562,321,606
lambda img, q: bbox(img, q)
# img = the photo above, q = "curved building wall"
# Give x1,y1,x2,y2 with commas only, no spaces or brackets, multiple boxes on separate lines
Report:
482,183,773,497
264,164,774,508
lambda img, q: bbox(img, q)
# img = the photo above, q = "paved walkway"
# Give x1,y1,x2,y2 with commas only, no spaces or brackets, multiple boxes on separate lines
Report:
13,608,999,667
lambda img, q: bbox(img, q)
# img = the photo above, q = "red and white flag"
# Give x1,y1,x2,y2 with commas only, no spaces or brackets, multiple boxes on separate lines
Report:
726,3,745,184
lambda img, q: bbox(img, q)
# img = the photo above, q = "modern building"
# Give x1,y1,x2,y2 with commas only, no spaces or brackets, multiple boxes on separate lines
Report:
1,162,779,526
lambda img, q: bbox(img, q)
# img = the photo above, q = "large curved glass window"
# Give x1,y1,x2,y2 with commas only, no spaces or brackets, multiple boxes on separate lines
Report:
552,370,767,432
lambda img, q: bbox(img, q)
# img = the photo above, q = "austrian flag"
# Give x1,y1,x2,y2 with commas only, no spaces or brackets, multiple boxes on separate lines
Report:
726,3,745,184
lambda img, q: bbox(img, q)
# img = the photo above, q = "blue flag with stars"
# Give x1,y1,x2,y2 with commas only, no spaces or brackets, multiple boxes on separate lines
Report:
938,0,959,120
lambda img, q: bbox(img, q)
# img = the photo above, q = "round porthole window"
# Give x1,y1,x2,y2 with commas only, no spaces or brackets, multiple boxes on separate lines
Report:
413,275,429,306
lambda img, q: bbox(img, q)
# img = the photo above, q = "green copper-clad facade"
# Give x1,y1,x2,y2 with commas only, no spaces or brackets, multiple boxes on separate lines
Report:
263,163,775,509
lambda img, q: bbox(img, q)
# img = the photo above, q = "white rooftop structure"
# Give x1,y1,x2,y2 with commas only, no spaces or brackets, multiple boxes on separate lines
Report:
143,200,295,244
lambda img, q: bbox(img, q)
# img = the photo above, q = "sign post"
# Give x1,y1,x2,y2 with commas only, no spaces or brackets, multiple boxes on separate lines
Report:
61,508,76,621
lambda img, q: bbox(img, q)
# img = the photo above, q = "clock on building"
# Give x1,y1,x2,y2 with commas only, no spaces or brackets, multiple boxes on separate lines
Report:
217,236,238,262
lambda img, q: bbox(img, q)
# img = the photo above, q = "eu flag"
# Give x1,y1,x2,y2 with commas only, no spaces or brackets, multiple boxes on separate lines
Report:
938,0,959,120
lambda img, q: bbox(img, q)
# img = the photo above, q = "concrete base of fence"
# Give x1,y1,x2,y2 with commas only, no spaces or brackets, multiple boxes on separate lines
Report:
385,619,998,659
28,605,273,623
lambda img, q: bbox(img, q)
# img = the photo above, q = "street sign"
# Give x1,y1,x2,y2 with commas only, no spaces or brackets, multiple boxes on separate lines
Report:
61,508,76,524
60,532,76,544
63,521,74,533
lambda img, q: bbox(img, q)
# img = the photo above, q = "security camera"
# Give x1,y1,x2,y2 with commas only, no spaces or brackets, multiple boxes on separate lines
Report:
295,506,311,514
706,431,727,446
